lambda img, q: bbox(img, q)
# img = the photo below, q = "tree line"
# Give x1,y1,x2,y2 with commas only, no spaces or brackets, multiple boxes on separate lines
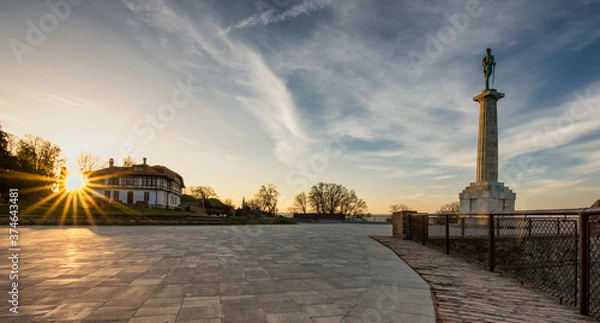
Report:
184,182,370,219
185,182,459,218
0,125,64,198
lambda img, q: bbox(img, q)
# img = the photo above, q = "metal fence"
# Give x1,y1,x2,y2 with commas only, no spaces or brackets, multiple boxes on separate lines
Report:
396,207,600,320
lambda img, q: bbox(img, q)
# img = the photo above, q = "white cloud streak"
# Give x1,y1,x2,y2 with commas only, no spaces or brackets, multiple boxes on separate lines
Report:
221,0,332,34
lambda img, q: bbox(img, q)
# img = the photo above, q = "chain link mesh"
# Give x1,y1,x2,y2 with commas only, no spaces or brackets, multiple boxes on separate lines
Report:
406,211,600,319
426,215,490,265
414,215,582,304
588,215,600,319
494,217,578,305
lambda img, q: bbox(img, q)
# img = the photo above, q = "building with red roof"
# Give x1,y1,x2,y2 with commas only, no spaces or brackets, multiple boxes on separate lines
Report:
88,157,185,209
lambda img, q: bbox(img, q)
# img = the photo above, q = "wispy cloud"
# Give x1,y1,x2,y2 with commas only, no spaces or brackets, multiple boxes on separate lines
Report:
501,81,600,160
23,91,95,111
526,179,585,194
563,139,600,175
220,0,332,34
0,114,22,125
122,0,310,166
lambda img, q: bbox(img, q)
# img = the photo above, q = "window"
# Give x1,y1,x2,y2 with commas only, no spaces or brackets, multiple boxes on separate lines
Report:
108,176,119,186
113,191,120,201
126,177,134,187
104,191,110,198
127,191,134,204
144,192,150,202
142,176,155,187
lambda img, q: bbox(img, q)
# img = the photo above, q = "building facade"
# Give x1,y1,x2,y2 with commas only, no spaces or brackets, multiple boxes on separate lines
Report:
88,157,185,209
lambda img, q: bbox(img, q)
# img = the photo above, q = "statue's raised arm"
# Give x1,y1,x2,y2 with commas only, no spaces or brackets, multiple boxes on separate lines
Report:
482,48,495,90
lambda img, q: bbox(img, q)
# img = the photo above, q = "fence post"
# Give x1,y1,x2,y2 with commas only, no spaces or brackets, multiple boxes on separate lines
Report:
445,214,450,254
488,213,495,272
579,211,589,315
407,214,412,240
421,214,426,245
575,219,579,307
497,217,500,236
392,212,404,239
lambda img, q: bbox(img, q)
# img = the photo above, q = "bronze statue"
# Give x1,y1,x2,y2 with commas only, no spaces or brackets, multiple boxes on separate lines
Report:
482,48,495,90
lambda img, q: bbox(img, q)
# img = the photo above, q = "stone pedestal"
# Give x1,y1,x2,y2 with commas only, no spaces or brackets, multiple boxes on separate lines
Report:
459,181,516,213
459,89,516,213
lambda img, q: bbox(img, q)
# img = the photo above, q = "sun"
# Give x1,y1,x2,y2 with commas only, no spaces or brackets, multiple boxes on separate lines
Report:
65,171,86,192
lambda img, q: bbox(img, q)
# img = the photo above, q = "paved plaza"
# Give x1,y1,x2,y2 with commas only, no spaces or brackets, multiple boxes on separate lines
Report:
0,224,435,323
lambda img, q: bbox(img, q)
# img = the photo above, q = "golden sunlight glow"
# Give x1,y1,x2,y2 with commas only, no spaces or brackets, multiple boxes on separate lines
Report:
0,169,130,227
65,172,86,192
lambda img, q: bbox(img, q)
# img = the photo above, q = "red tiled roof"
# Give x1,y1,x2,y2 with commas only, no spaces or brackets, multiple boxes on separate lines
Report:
88,163,185,187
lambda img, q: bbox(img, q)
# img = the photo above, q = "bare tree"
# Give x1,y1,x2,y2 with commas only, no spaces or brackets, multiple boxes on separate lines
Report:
244,198,259,212
308,182,347,214
5,132,18,156
253,184,280,215
308,182,328,214
437,201,460,213
76,151,105,173
288,191,308,213
191,186,218,200
389,203,412,213
340,190,368,219
188,186,219,208
122,156,135,167
307,182,368,218
223,198,235,208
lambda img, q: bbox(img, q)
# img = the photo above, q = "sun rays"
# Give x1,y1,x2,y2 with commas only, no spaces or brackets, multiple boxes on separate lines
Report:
1,168,135,226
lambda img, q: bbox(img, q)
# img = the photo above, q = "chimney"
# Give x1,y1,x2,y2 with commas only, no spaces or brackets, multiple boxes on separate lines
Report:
109,158,114,168
143,157,147,165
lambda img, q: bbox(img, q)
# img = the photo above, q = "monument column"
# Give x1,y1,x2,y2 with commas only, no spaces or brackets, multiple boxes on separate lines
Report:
459,49,515,213
474,89,503,183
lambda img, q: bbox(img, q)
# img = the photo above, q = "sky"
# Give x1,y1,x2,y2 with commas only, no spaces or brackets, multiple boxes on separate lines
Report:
1,0,599,213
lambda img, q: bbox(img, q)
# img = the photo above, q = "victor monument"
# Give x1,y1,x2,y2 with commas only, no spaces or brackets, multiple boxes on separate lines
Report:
459,48,516,213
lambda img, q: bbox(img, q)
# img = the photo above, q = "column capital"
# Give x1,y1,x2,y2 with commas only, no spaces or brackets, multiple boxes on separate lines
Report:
473,89,505,102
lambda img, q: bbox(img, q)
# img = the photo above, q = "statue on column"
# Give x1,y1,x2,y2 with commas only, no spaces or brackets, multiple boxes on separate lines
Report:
482,48,496,90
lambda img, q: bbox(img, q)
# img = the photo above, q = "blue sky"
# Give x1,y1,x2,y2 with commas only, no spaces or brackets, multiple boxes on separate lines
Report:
1,0,599,213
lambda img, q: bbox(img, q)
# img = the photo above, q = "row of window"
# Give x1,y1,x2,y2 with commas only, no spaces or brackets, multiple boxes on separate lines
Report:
96,176,181,193
103,190,180,206
104,191,151,203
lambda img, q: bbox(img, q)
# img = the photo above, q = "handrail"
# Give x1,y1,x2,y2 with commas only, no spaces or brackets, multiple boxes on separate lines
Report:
424,207,600,217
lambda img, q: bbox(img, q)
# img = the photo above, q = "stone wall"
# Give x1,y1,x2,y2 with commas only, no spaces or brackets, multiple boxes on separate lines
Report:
392,211,428,241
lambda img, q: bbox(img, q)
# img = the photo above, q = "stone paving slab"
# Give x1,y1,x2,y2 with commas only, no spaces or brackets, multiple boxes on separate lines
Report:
0,224,435,322
374,236,599,323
